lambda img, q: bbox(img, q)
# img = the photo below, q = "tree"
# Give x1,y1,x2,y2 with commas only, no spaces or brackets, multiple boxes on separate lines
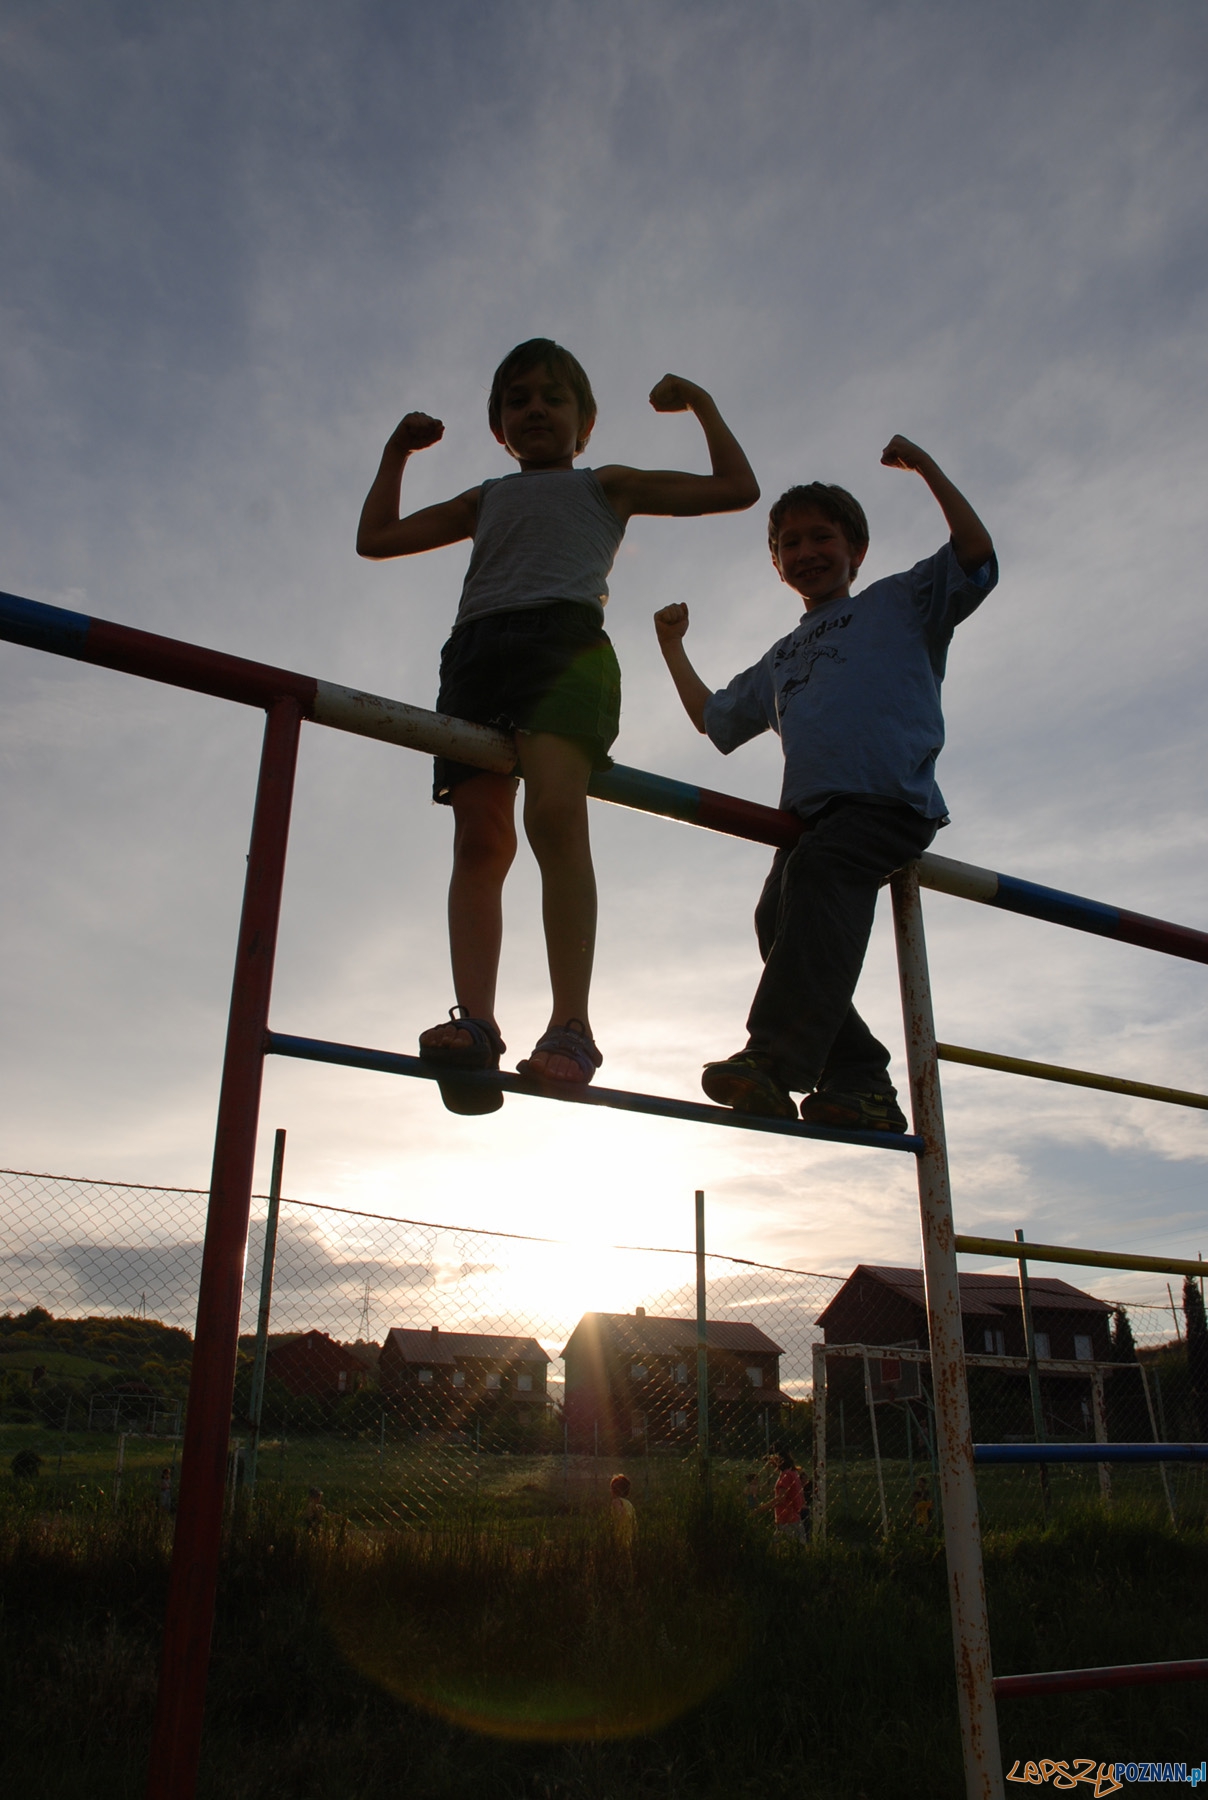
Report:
1182,1278,1208,1439
1107,1307,1149,1441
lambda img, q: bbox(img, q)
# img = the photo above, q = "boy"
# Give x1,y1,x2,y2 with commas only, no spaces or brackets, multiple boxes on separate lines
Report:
358,339,758,1108
654,435,995,1131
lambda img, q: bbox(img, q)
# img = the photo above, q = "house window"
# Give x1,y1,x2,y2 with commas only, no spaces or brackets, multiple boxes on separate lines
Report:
418,1368,433,1385
1074,1334,1093,1362
1033,1332,1050,1361
746,1366,763,1388
485,1372,501,1390
337,1370,347,1394
673,1410,688,1430
517,1374,532,1392
674,1363,688,1384
630,1363,647,1382
983,1330,1005,1356
453,1370,465,1388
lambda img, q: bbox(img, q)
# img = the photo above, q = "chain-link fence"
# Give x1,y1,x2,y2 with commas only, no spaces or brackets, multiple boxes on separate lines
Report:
1,1167,1203,1538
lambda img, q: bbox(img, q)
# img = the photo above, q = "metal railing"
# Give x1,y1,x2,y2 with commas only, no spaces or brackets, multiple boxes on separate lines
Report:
4,585,1208,1800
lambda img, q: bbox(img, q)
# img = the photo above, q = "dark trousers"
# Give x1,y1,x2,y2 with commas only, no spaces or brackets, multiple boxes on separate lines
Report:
745,801,937,1095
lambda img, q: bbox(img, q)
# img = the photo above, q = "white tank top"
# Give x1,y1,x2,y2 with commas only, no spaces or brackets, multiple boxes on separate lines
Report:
454,467,625,628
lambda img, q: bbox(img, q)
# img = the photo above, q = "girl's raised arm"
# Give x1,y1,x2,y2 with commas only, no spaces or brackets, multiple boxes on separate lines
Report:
597,377,760,522
357,412,479,560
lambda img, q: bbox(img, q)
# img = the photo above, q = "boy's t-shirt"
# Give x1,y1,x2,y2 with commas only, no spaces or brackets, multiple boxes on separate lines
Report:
703,543,997,821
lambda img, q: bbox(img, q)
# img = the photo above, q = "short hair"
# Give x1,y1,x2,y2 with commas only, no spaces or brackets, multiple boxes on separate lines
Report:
488,338,597,453
609,1473,631,1497
768,483,869,560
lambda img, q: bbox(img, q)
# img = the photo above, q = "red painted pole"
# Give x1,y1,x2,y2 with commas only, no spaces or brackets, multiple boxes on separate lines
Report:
146,697,302,1800
994,1658,1208,1698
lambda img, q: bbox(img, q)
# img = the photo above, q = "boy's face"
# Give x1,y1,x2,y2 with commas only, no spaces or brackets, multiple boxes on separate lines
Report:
493,362,591,469
772,506,865,611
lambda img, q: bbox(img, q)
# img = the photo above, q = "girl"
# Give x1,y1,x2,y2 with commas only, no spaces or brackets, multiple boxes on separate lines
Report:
358,338,757,1110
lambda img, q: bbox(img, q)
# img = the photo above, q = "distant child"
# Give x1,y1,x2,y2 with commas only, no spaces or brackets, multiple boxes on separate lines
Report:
655,437,995,1131
609,1472,637,1547
158,1467,173,1512
744,1467,762,1512
763,1451,807,1542
302,1486,325,1530
912,1474,934,1533
358,339,758,1109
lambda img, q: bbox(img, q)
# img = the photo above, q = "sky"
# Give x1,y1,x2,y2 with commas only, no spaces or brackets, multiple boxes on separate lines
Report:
2,0,1207,1324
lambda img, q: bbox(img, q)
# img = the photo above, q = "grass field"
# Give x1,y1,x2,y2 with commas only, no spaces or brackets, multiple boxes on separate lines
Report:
0,1458,1205,1799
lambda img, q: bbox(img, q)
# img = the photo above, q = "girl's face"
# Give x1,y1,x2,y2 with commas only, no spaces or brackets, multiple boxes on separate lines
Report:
494,363,589,468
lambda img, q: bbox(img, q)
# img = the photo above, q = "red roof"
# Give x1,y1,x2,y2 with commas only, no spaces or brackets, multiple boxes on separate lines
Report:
816,1264,1111,1330
562,1312,783,1359
382,1327,550,1366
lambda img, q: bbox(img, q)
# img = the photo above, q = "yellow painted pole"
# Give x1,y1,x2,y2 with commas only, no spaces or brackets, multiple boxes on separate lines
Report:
936,1042,1208,1111
955,1236,1208,1282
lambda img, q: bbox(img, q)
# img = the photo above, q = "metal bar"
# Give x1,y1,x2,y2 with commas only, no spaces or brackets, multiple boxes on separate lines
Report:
938,1042,1208,1111
245,1128,286,1493
811,1343,827,1545
147,697,302,1800
974,1443,1208,1464
1090,1370,1111,1502
1014,1230,1050,1520
862,1348,890,1538
955,1235,1208,1282
1137,1364,1178,1526
820,1341,1125,1377
891,865,1003,1800
995,1659,1208,1699
695,1190,710,1495
5,589,1208,966
263,1032,924,1152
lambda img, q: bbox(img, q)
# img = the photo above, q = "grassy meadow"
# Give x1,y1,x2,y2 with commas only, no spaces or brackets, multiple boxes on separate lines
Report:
1,1448,1206,1800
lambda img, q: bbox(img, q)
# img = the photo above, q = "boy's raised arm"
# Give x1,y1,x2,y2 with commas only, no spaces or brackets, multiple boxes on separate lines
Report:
653,603,711,735
598,377,760,523
357,412,478,560
880,435,994,576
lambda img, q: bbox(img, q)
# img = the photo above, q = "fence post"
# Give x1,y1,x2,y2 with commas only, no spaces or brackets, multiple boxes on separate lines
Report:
862,1348,889,1537
246,1128,286,1493
695,1189,710,1501
147,695,302,1800
892,864,1004,1800
1014,1229,1050,1519
812,1344,828,1544
1138,1363,1177,1526
1090,1369,1111,1503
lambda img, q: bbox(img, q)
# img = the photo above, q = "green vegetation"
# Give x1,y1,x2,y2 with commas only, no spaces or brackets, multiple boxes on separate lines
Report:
0,1467,1204,1799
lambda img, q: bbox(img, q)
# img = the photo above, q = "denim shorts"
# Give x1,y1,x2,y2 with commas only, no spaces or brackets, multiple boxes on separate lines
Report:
432,601,622,803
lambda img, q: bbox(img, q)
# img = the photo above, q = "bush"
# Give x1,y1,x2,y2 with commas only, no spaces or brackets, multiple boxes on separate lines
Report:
11,1449,43,1481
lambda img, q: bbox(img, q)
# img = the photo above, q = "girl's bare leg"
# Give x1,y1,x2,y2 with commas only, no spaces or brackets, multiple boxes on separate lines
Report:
420,772,518,1052
516,733,597,1079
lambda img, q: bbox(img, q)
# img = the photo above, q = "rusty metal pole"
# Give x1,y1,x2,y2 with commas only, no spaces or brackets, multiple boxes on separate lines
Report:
891,864,1004,1800
146,696,302,1800
811,1343,828,1544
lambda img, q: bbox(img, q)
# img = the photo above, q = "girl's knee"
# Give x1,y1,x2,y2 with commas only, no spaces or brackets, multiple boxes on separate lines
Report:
523,792,589,859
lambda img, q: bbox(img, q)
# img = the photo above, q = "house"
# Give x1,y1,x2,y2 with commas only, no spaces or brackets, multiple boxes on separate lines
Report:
264,1330,373,1400
561,1308,788,1453
816,1264,1114,1441
378,1325,552,1429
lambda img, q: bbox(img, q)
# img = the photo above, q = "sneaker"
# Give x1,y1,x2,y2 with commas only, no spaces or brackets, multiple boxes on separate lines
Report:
799,1087,909,1134
701,1054,797,1120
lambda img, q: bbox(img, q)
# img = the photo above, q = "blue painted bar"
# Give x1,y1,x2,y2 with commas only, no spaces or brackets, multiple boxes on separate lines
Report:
264,1031,925,1153
989,872,1120,939
0,589,90,656
974,1442,1208,1464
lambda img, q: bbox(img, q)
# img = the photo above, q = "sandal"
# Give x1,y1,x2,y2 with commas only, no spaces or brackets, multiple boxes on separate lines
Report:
516,1019,603,1086
419,1007,506,1116
701,1053,796,1120
418,1007,506,1070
